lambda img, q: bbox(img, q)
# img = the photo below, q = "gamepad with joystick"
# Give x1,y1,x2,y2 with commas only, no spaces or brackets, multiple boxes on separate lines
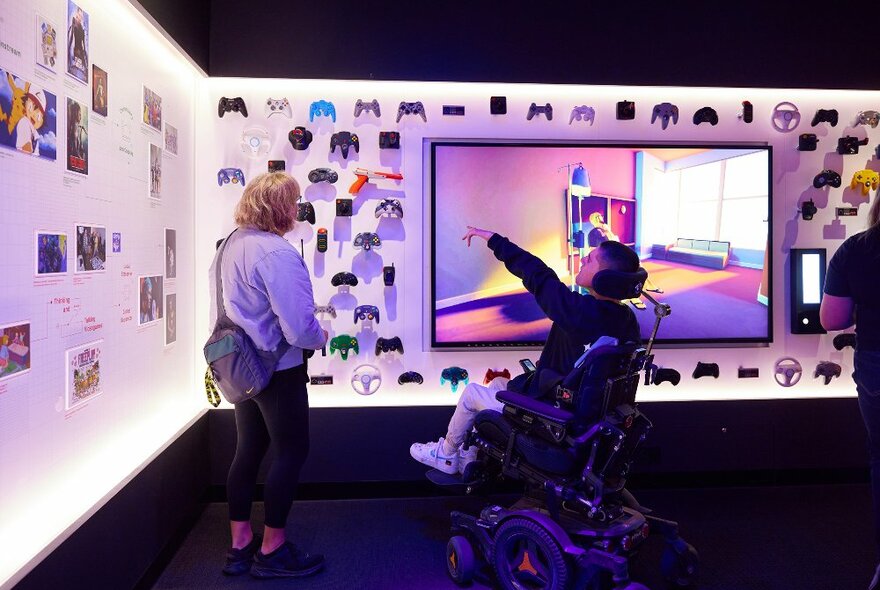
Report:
851,170,880,195
569,105,595,125
375,336,403,356
651,103,679,129
483,368,511,384
218,168,245,186
398,371,424,385
838,136,870,155
218,96,248,118
441,366,469,393
858,110,880,128
308,168,338,184
296,202,316,225
314,304,336,318
692,361,719,379
375,199,403,218
265,98,292,118
353,232,381,251
814,361,841,385
396,101,427,123
526,102,553,121
353,305,380,324
288,126,313,150
329,335,359,360
653,368,681,386
330,131,359,159
693,106,718,126
354,99,381,118
833,333,856,350
331,272,358,287
813,170,842,189
379,131,400,149
811,108,838,127
351,364,381,395
309,100,336,122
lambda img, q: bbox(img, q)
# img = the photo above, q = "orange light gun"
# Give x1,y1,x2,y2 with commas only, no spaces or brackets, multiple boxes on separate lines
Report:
349,168,403,195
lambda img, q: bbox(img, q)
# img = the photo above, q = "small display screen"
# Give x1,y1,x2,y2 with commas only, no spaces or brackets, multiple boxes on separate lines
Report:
801,253,822,305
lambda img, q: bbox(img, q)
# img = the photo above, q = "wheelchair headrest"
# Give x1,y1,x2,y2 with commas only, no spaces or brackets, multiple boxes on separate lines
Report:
591,267,648,300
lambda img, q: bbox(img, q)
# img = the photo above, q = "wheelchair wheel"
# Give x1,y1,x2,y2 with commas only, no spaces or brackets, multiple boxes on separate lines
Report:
661,542,699,587
493,517,569,590
447,535,477,585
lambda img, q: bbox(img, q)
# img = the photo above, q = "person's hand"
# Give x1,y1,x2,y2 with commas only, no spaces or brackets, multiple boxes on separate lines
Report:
462,226,494,247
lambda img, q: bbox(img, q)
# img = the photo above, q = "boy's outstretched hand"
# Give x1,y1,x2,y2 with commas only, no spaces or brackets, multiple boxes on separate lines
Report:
462,226,494,247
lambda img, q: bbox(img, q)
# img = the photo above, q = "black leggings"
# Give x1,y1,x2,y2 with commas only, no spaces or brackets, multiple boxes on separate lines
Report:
227,365,310,528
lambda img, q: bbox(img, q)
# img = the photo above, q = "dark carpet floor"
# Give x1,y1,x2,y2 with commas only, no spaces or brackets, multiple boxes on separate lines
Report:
151,484,876,590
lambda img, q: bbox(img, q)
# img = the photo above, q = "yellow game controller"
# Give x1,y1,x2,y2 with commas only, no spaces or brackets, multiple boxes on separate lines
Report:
851,170,880,195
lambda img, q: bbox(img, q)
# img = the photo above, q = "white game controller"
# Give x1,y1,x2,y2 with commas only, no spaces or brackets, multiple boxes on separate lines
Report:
771,102,801,133
241,126,271,157
265,98,292,118
351,364,382,395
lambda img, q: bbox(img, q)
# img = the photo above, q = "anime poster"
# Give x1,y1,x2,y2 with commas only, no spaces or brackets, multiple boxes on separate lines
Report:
75,224,106,272
66,97,88,174
164,123,178,156
66,1,89,84
36,14,59,73
91,65,107,116
149,143,162,199
165,293,176,346
138,275,164,325
164,228,176,278
35,231,68,275
65,340,102,409
0,69,58,160
0,321,31,382
142,86,161,131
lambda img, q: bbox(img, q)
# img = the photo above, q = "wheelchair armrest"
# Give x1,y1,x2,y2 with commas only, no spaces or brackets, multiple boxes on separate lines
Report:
496,390,576,426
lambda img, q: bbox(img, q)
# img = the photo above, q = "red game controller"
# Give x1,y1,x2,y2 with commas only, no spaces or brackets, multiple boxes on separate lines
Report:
483,368,511,384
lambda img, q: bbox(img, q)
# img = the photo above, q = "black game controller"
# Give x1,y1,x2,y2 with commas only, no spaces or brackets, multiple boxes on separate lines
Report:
617,100,635,120
316,228,328,253
379,131,400,149
268,160,285,173
335,199,353,217
383,264,395,286
289,127,313,150
833,333,856,350
296,202,316,225
811,109,838,127
740,101,754,123
798,134,819,151
653,368,681,386
838,136,870,155
375,336,404,356
330,131,360,159
218,96,248,118
813,170,842,189
814,361,842,385
308,168,338,184
398,371,424,385
692,362,720,379
800,199,818,221
693,106,719,126
490,96,507,115
331,271,358,287
526,102,553,121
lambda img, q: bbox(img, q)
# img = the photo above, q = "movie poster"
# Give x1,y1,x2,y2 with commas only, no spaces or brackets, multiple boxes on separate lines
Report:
165,228,176,279
164,123,177,156
138,275,164,325
149,143,162,199
66,1,89,84
66,340,102,409
0,321,31,382
91,65,107,116
36,14,59,73
35,231,68,276
165,293,176,346
142,86,161,131
75,224,106,272
0,69,58,160
66,97,88,174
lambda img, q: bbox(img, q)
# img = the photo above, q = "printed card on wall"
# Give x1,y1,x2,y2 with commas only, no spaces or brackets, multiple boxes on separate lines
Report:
74,224,106,272
112,232,121,253
142,86,162,131
66,1,89,84
138,275,164,326
0,321,31,383
0,69,58,160
36,14,59,73
149,143,162,199
164,123,178,156
165,228,176,278
35,231,68,276
165,293,176,346
66,97,89,174
91,66,107,117
65,340,102,410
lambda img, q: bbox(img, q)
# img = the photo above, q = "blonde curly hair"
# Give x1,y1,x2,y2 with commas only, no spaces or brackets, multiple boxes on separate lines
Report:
233,172,301,235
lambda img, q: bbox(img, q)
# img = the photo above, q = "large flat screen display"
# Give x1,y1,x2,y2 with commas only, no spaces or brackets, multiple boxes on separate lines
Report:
431,142,773,348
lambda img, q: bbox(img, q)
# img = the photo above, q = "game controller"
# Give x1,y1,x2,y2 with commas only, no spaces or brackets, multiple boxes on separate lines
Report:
616,100,635,120
771,102,801,132
813,170,842,189
289,127,313,150
316,228,328,253
739,101,753,123
354,305,380,324
814,361,842,385
353,232,382,251
569,105,595,125
331,271,358,287
800,199,818,221
354,99,381,118
774,357,802,387
330,131,360,159
651,103,679,129
851,170,880,195
375,336,404,356
351,364,381,395
838,136,870,155
308,168,338,183
490,96,507,115
379,131,400,149
218,96,248,118
241,126,271,157
268,160,285,173
526,102,553,121
335,199,353,217
309,100,336,122
653,368,681,386
440,366,469,393
329,334,359,360
833,333,856,350
398,371,424,385
383,264,395,286
483,368,511,384
692,361,719,379
858,110,880,128
296,202,316,225
811,108,838,127
693,106,718,126
375,198,403,218
798,134,819,151
396,101,427,123
314,304,336,318
218,168,245,186
265,98,292,118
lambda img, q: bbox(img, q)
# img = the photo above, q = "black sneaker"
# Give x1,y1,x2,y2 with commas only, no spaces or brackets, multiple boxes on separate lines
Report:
222,534,262,576
251,542,325,578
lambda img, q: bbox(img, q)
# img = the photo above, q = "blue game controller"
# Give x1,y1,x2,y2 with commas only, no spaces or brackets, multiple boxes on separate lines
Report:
440,366,469,393
353,305,380,324
309,100,336,122
218,168,245,186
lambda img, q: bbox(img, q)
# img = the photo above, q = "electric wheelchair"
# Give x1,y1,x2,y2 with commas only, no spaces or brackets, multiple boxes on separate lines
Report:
428,268,699,590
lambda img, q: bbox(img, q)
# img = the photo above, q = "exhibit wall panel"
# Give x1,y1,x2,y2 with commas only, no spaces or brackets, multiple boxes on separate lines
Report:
0,0,202,586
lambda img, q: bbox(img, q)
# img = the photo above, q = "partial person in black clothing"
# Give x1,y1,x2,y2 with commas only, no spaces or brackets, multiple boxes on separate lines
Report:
410,226,642,475
821,197,880,590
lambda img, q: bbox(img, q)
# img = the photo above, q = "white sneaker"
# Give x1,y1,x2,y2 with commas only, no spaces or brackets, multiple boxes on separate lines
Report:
409,438,459,474
870,562,880,590
458,445,478,475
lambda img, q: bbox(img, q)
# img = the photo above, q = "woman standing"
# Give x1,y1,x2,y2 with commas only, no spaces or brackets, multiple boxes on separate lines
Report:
822,196,880,590
209,172,327,578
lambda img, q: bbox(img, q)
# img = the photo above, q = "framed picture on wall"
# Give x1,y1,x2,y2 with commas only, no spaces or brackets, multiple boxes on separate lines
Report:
165,293,176,346
35,230,68,276
138,275,164,326
164,123,178,156
0,321,31,383
66,96,89,174
66,1,89,84
35,14,59,73
74,223,106,272
0,68,58,161
91,65,107,116
65,340,102,410
149,143,162,200
142,85,162,131
164,228,176,279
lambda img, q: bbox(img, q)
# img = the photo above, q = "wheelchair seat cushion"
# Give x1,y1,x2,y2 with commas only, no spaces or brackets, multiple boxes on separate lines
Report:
474,410,581,475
